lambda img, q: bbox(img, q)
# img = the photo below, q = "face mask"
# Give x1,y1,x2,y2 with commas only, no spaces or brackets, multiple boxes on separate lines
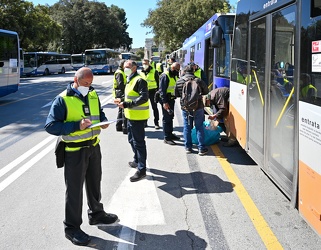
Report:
124,68,132,76
143,65,149,70
78,86,89,97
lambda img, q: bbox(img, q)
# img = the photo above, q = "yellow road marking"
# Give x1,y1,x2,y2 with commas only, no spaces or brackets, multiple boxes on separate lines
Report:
211,144,283,250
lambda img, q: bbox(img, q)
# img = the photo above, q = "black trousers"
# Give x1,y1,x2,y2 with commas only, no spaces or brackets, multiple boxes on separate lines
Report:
148,88,159,126
116,107,127,131
63,144,104,232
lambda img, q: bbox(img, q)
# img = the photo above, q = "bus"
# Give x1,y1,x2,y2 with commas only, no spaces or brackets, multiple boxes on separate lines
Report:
120,52,141,61
0,29,20,97
181,13,235,88
19,48,24,77
23,52,72,76
71,53,84,71
85,48,120,74
230,0,321,235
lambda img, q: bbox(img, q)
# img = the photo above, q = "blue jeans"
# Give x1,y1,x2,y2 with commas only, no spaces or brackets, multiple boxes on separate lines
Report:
182,108,205,150
127,119,147,171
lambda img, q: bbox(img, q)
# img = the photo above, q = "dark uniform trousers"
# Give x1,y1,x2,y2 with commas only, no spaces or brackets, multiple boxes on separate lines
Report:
148,88,159,125
161,98,175,140
127,119,147,171
63,143,104,232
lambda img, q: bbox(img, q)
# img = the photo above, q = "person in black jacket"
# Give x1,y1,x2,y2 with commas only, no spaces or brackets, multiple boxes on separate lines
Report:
175,64,209,155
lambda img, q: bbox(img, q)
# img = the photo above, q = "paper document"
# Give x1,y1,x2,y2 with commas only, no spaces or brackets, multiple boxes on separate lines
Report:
87,120,117,128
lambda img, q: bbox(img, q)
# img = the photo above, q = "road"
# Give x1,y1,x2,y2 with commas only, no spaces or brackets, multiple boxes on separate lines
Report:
0,72,320,249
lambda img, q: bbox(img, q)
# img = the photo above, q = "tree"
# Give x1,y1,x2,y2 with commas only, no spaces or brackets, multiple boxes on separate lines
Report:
0,0,62,51
50,0,132,53
142,0,231,51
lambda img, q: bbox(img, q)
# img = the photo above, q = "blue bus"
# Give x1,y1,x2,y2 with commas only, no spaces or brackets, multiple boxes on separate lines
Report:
0,29,20,97
180,13,235,88
85,48,120,74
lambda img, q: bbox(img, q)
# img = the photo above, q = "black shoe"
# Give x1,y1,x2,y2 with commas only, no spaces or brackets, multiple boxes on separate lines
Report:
171,134,180,141
89,212,119,225
130,169,146,182
198,148,209,156
186,148,193,154
123,129,128,134
128,161,138,168
65,229,90,246
155,124,160,129
164,139,176,145
116,128,122,132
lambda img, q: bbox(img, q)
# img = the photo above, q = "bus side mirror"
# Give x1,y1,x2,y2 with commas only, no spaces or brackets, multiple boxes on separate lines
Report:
211,25,223,48
0,62,3,67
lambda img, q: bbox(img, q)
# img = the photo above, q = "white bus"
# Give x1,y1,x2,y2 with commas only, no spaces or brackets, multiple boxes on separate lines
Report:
71,53,84,71
85,48,120,74
120,52,141,61
0,29,20,97
23,52,72,76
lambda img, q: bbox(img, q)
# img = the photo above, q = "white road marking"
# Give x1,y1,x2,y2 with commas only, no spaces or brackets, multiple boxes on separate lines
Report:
107,162,165,248
0,141,56,192
0,135,56,179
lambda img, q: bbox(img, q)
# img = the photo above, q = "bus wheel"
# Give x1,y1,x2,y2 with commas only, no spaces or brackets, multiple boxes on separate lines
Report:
44,68,49,75
61,67,65,74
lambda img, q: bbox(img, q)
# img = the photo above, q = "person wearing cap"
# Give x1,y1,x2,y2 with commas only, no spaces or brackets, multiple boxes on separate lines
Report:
189,62,208,86
113,60,127,133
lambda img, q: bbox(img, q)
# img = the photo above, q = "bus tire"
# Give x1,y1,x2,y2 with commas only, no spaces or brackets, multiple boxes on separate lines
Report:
44,68,49,76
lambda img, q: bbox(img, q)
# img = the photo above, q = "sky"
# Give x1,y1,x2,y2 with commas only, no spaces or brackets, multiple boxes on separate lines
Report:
29,0,238,48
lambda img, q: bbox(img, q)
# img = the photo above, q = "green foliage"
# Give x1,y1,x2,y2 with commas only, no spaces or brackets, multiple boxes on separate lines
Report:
143,0,231,51
0,0,132,53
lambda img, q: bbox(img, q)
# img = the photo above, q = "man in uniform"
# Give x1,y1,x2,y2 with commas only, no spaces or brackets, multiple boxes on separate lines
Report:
115,60,150,182
140,58,160,129
45,67,118,246
159,62,181,145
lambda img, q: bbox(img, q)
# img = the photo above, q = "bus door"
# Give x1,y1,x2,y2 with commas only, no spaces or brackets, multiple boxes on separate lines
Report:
248,5,297,199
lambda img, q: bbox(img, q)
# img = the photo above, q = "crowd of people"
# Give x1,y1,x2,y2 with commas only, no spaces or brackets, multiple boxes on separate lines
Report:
44,57,237,246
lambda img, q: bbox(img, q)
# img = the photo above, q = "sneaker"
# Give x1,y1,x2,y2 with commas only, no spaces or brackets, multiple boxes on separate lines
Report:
171,133,180,141
198,148,209,156
164,139,176,145
128,162,138,168
130,169,146,182
122,129,128,134
186,148,193,154
155,124,160,129
89,212,118,225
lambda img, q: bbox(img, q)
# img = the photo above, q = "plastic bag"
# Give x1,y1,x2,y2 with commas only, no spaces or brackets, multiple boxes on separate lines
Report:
191,120,222,146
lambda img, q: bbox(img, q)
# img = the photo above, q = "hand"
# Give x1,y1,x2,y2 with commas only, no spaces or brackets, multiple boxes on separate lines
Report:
100,123,109,129
118,102,124,109
80,118,92,130
208,114,217,120
114,98,121,104
100,119,109,129
163,103,169,110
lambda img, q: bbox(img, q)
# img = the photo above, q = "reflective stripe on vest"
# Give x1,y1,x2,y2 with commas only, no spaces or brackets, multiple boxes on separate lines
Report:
113,69,126,97
124,75,150,120
164,70,177,95
140,68,157,90
60,90,101,147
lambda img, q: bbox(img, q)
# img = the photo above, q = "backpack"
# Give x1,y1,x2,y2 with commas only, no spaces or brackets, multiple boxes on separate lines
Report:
181,76,202,111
